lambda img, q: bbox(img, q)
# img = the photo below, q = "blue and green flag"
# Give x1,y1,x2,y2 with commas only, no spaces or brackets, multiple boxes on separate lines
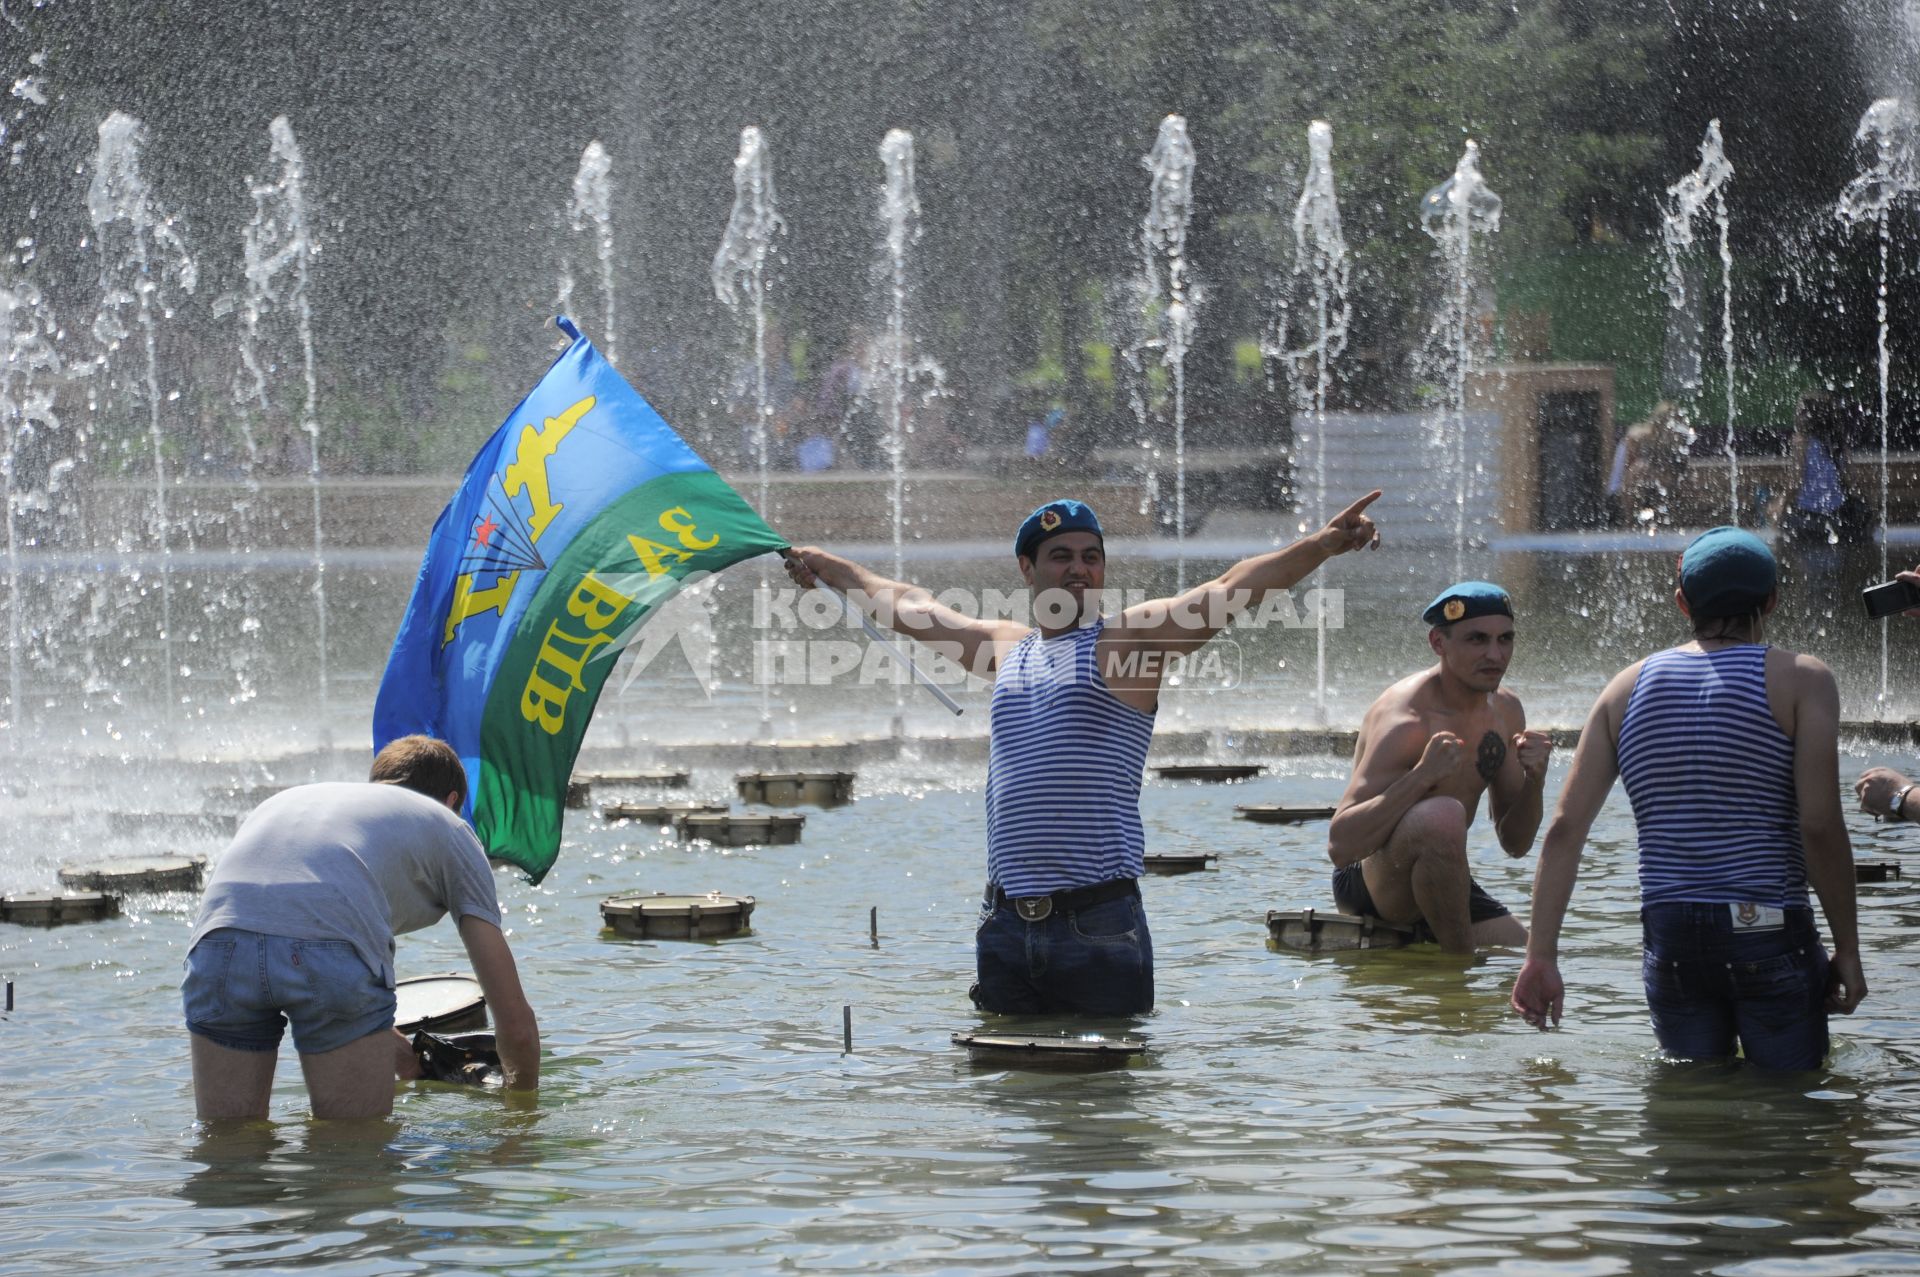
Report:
375,317,786,882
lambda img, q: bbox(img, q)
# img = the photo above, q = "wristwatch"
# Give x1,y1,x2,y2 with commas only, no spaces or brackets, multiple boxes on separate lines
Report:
1892,783,1917,822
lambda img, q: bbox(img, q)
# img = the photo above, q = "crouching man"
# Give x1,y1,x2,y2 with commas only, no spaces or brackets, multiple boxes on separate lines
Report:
183,735,539,1119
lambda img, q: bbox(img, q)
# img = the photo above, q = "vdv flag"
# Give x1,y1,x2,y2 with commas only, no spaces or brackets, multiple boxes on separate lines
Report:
375,317,787,882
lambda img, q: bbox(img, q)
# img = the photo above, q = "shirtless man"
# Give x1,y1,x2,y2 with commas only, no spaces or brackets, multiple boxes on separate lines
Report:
1326,582,1550,952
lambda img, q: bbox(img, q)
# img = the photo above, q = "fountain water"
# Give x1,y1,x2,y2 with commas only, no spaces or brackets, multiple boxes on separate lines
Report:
232,116,324,718
1419,140,1501,583
711,126,783,733
559,140,616,366
867,129,945,732
1130,114,1198,591
712,126,782,522
1270,121,1350,726
1660,119,1737,524
4,51,49,170
869,131,946,581
1,278,61,739
2,48,58,739
87,111,198,719
1837,97,1920,715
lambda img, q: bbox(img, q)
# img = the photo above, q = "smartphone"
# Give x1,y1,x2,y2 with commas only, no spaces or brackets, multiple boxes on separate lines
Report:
1862,578,1920,619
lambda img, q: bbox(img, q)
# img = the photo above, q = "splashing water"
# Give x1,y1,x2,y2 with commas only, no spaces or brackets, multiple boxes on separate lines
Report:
232,115,324,718
88,111,198,719
559,140,616,365
1272,121,1350,726
1129,115,1198,590
711,127,782,733
866,129,946,732
1660,120,1737,523
712,126,782,518
6,54,52,172
1,279,61,738
870,130,946,583
1420,139,1501,582
2,43,58,738
1838,97,1920,717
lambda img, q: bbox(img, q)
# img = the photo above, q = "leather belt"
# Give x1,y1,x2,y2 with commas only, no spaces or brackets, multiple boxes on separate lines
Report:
987,877,1139,922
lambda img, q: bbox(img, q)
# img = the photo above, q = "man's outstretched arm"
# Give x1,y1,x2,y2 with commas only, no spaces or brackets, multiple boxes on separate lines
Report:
1109,490,1380,660
783,546,1027,678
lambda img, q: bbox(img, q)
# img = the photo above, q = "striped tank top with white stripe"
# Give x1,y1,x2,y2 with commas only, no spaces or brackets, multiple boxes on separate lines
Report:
1616,645,1806,909
986,619,1156,896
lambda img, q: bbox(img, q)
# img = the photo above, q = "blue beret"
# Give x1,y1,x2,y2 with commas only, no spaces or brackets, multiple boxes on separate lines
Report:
1679,526,1777,619
1015,499,1103,562
1422,581,1513,626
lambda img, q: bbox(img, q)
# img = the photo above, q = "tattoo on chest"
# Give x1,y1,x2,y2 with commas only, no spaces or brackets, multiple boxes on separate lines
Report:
1476,730,1506,782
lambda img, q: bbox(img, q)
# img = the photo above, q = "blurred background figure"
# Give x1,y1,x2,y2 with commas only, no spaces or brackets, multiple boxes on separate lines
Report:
1622,401,1687,528
1773,391,1871,550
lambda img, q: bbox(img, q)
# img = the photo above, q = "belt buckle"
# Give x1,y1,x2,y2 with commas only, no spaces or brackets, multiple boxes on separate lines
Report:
1014,896,1052,922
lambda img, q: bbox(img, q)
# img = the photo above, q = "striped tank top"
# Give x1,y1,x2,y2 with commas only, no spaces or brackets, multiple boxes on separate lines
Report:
1616,645,1806,908
985,619,1156,896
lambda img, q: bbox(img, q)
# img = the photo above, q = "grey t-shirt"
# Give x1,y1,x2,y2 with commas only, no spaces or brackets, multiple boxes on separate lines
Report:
189,782,504,987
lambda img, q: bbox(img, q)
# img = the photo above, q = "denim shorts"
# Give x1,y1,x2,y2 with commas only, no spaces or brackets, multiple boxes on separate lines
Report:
183,927,396,1056
970,886,1154,1016
1641,902,1830,1071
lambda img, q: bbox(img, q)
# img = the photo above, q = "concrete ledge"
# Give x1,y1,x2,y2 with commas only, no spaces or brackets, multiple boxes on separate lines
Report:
38,720,1914,784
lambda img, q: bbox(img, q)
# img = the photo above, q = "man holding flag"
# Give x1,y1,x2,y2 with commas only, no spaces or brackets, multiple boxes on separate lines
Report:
784,490,1381,1015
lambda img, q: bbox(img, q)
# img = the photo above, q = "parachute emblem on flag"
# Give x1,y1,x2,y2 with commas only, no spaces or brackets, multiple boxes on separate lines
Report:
461,484,546,577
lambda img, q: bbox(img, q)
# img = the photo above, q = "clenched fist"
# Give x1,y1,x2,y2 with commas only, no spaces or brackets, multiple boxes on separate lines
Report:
1513,729,1552,780
1415,731,1466,786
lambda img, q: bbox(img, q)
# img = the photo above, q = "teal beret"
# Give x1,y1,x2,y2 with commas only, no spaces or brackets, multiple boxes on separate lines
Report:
1422,581,1513,627
1679,526,1777,619
1015,499,1103,562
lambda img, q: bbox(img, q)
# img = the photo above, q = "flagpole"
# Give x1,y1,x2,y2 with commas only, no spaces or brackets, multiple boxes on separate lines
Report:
780,551,963,717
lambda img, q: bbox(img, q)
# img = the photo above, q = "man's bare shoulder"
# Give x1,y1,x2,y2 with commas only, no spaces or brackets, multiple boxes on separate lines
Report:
1774,646,1835,683
1361,667,1438,722
1357,699,1433,760
1768,647,1839,721
1490,685,1527,731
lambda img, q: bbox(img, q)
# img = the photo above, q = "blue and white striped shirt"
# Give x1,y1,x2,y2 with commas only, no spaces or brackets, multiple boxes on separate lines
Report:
1617,645,1807,909
985,620,1156,896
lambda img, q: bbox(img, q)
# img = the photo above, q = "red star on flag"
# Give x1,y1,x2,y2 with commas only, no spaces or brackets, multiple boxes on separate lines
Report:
473,515,499,548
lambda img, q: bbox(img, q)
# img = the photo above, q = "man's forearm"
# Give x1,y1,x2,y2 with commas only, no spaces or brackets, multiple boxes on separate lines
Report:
802,551,929,637
1216,537,1333,603
1804,832,1860,955
494,1010,541,1090
1525,825,1584,960
1329,770,1432,867
1497,780,1545,856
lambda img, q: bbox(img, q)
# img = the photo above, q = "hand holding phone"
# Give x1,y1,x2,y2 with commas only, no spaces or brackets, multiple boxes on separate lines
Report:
1862,576,1920,619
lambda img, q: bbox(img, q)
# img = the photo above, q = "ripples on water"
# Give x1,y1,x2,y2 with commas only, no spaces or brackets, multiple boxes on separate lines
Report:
7,746,1920,1274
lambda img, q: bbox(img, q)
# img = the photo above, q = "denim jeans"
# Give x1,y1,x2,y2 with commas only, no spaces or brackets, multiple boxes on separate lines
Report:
971,889,1155,1016
183,927,395,1055
1641,902,1830,1070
